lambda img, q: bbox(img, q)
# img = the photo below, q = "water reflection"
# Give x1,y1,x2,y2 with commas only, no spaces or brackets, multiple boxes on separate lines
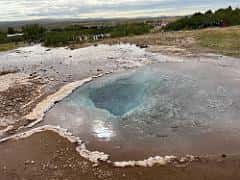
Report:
92,119,116,141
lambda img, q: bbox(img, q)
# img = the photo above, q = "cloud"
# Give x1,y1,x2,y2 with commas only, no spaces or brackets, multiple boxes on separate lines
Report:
0,0,239,21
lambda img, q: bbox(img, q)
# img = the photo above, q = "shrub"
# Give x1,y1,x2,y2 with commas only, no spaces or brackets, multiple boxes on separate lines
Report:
164,7,240,31
23,24,46,42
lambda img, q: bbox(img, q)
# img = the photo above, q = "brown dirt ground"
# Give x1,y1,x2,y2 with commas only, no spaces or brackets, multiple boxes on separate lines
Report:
1,130,240,180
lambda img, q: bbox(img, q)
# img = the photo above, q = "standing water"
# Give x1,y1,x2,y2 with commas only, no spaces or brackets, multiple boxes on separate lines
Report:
41,62,240,161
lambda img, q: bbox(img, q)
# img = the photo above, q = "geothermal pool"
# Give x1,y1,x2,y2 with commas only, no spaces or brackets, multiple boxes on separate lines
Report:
41,62,240,160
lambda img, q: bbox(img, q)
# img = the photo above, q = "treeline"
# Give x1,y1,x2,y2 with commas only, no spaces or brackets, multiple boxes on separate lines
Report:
0,32,7,43
0,25,44,44
0,22,152,46
164,6,240,31
44,23,152,46
23,24,46,42
0,31,23,44
110,23,151,37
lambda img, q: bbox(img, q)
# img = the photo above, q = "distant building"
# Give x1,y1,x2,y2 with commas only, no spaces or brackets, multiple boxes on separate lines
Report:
92,33,111,41
77,33,111,42
7,33,24,38
151,21,168,32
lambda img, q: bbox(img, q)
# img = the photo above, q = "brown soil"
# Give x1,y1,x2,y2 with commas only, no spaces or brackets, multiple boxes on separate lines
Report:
0,70,19,76
1,130,240,180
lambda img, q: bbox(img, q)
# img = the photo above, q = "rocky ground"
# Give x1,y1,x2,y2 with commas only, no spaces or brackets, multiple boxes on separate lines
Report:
0,72,47,135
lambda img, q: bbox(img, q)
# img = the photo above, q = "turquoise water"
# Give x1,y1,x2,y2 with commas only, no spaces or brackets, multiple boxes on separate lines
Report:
86,76,146,116
67,69,161,117
42,63,240,160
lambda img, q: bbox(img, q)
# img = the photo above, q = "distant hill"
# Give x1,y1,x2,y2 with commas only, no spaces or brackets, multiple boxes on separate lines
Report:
0,17,176,31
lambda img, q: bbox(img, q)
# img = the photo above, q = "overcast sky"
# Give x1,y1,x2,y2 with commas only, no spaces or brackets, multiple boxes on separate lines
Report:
0,0,239,21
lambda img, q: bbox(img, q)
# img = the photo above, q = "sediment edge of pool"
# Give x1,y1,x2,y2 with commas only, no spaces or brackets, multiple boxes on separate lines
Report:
0,71,197,168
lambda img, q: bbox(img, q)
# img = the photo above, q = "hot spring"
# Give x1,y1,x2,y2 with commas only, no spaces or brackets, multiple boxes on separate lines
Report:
41,63,240,160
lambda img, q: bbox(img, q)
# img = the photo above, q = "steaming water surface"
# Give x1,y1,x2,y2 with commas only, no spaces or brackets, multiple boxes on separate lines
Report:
41,62,240,160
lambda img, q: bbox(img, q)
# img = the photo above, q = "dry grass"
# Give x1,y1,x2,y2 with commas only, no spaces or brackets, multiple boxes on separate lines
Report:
0,43,17,52
0,42,26,52
195,26,240,57
100,26,240,57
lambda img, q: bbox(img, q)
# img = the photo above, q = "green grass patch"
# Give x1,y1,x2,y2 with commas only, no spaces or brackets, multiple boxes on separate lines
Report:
196,27,240,57
0,43,17,52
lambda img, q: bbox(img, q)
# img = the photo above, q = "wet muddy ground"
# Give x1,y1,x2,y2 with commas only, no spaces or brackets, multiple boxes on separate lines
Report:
1,130,240,180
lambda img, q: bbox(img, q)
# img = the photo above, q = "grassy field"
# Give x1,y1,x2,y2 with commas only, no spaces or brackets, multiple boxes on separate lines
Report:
0,42,26,52
196,26,240,57
101,26,240,57
0,43,17,52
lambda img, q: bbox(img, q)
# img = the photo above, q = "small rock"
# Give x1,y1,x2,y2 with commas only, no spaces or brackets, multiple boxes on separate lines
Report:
137,44,148,48
156,134,168,138
25,160,31,164
221,154,227,158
